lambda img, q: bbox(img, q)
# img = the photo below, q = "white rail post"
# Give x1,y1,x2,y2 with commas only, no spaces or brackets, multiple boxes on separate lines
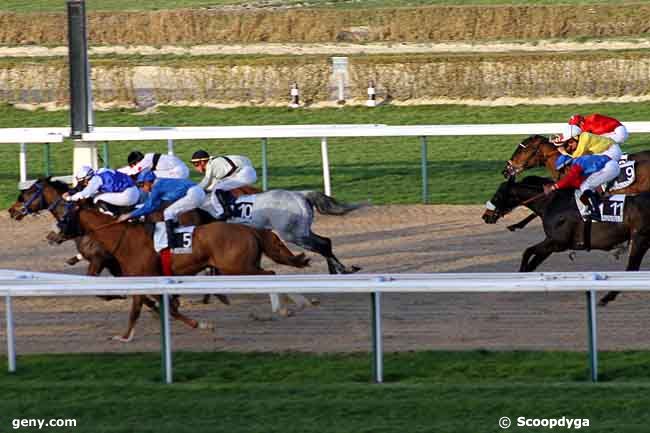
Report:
6,295,16,373
321,137,332,196
420,136,429,204
261,138,269,191
160,292,173,384
167,139,175,156
19,143,27,184
371,289,383,384
586,289,598,382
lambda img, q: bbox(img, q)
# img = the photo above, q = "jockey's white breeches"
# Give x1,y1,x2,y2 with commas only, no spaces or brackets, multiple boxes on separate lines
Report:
214,166,258,191
154,164,189,180
580,159,621,192
603,125,629,145
163,186,206,221
93,186,140,207
597,143,622,161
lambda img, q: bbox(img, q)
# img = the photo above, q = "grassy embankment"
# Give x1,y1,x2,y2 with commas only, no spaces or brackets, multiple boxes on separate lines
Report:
1,0,626,13
2,102,650,209
1,350,650,432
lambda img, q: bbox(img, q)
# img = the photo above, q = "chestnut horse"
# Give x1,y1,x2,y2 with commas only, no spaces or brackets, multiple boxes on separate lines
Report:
58,202,309,341
501,135,650,231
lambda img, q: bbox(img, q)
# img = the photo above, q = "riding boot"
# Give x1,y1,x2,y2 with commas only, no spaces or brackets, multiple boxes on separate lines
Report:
165,219,177,249
581,190,601,221
214,190,232,220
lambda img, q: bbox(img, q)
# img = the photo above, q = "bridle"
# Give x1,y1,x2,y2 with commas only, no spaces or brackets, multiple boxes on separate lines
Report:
504,137,547,177
17,183,47,216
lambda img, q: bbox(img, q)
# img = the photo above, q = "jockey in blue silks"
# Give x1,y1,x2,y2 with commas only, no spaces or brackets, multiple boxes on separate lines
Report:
117,170,208,248
64,166,139,214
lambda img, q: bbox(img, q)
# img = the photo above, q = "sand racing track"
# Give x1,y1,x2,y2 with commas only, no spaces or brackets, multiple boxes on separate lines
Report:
2,204,650,355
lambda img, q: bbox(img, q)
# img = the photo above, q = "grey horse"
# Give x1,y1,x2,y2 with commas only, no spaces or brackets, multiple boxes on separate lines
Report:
213,190,362,274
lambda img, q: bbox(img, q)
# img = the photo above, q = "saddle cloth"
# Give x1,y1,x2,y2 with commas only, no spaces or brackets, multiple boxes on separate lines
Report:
574,191,625,223
153,222,195,253
605,159,635,191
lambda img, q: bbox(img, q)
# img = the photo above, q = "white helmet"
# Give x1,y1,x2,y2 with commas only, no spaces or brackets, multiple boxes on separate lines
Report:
75,165,95,182
555,124,582,145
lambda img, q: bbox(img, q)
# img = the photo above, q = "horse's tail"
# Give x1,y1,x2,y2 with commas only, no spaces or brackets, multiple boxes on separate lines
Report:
302,191,365,215
257,229,311,268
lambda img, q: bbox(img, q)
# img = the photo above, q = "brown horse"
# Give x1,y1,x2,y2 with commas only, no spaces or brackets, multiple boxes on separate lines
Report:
501,135,650,231
58,202,310,341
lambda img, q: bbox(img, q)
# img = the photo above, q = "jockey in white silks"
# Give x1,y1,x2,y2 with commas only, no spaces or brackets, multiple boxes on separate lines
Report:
190,149,258,220
118,150,190,179
63,166,140,214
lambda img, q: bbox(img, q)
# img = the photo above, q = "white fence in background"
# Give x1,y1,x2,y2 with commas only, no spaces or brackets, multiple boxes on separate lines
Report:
3,270,650,384
6,122,650,201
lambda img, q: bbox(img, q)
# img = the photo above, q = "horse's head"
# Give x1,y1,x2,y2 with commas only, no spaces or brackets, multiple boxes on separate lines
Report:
502,135,552,178
8,177,72,221
483,176,552,224
482,177,519,224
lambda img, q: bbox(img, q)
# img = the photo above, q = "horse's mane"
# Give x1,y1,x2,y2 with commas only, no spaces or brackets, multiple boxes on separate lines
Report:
37,177,71,194
519,176,554,187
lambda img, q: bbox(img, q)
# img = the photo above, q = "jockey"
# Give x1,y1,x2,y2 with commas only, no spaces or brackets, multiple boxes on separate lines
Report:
117,170,206,248
567,113,628,146
544,124,621,220
63,166,140,215
190,149,258,220
118,150,190,179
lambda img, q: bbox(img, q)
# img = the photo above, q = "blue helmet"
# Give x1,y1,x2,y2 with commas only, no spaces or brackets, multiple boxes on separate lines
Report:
136,170,156,185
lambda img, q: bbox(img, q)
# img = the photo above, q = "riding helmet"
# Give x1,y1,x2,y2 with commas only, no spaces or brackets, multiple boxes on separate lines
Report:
127,150,145,165
191,150,210,163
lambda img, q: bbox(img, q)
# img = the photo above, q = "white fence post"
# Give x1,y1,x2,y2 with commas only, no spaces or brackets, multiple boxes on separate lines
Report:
371,290,383,384
321,137,331,196
167,139,175,156
261,138,269,191
19,143,27,184
586,289,598,382
5,295,16,373
420,136,429,204
160,293,173,384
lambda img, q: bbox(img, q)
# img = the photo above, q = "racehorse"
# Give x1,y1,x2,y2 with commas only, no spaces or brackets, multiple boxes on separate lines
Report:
500,135,650,231
210,189,362,274
9,179,310,340
482,176,650,306
57,203,310,341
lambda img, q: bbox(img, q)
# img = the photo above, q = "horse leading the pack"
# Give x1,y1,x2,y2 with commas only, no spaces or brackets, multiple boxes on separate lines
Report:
482,176,650,306
500,134,650,230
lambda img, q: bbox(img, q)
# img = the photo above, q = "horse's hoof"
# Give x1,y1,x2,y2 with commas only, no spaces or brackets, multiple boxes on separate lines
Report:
215,295,230,305
198,320,216,330
344,266,362,274
309,297,321,307
110,335,133,343
201,294,211,304
506,225,517,232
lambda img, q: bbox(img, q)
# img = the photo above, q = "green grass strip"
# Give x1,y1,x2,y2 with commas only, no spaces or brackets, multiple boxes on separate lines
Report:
2,102,650,209
1,351,650,432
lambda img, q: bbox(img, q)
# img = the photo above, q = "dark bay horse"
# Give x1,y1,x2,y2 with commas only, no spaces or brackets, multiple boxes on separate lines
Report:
59,203,310,341
482,176,650,305
501,135,650,231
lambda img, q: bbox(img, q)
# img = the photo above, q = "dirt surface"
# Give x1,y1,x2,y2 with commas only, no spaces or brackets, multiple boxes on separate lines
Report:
2,204,650,355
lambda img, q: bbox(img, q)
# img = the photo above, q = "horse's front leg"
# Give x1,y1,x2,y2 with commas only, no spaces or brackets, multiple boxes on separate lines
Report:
601,233,650,306
519,238,558,272
507,213,537,232
112,295,144,342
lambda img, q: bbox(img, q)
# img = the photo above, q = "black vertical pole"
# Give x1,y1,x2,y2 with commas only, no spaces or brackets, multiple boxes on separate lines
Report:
67,0,89,138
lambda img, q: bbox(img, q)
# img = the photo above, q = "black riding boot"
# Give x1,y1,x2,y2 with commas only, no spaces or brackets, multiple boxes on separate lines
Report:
581,190,601,221
165,220,177,249
214,190,232,220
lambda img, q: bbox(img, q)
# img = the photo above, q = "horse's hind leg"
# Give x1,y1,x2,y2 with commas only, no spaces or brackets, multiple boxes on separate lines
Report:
293,231,360,274
601,233,650,306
